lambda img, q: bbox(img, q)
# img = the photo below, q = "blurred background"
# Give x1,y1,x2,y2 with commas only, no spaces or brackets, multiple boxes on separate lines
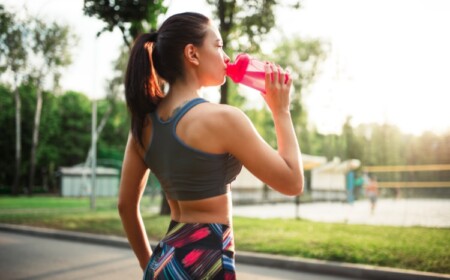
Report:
1,0,449,275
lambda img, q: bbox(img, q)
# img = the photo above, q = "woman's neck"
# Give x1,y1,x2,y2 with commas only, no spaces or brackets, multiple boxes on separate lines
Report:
166,79,202,103
156,80,203,120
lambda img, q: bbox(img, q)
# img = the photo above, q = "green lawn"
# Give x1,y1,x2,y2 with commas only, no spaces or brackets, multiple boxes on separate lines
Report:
0,196,449,274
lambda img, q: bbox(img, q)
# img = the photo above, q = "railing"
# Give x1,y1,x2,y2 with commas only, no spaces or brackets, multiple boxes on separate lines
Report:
363,164,450,197
364,164,450,172
378,181,450,188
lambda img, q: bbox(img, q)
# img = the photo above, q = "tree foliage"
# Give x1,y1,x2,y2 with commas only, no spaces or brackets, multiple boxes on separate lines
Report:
83,0,168,47
0,4,29,194
0,4,28,74
0,86,129,194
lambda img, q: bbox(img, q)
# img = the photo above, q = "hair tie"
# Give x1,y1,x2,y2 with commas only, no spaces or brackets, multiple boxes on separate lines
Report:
148,32,158,43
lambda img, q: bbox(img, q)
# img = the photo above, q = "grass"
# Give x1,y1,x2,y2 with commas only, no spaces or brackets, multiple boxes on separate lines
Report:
0,196,449,274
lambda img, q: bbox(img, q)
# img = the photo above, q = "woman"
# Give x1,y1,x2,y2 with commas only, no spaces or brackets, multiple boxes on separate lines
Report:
118,12,304,279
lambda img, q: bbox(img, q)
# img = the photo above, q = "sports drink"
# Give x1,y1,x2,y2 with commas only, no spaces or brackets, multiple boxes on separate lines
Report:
226,53,267,93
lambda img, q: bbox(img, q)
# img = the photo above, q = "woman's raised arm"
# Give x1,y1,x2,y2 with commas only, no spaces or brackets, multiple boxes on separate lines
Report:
221,63,304,195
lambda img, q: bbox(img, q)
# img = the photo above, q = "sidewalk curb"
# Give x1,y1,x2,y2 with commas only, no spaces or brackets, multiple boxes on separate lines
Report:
1,223,448,280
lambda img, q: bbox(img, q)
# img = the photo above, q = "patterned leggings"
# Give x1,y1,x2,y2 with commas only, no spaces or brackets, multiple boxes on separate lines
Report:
143,220,236,280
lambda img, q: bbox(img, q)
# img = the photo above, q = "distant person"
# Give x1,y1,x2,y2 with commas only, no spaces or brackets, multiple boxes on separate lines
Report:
117,12,304,279
366,175,379,214
346,171,355,204
361,171,371,199
354,173,365,200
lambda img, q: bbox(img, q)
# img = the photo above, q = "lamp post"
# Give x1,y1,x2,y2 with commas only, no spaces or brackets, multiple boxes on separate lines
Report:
90,34,98,210
90,99,97,210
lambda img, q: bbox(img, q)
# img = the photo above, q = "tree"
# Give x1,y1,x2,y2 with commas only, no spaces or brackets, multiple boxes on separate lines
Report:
270,36,325,154
0,4,28,194
0,82,59,193
54,91,93,166
207,0,301,104
341,117,364,160
83,0,167,47
0,85,15,189
27,18,77,194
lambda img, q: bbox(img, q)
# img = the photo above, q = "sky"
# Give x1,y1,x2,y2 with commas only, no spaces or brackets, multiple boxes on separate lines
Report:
2,0,450,136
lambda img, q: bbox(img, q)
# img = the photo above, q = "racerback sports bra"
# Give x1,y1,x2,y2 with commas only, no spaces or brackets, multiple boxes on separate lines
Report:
144,98,242,201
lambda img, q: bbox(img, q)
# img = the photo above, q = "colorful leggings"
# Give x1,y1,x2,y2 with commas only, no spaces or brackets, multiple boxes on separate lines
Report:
143,220,236,280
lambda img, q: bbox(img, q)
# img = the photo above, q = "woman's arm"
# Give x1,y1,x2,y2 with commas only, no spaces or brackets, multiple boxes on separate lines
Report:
220,63,304,195
118,133,151,270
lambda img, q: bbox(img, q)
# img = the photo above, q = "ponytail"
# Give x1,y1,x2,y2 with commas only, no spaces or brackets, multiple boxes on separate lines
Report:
124,12,210,147
125,32,165,147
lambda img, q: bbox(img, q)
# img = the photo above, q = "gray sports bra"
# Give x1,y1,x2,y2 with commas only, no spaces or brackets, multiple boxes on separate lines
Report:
144,98,242,201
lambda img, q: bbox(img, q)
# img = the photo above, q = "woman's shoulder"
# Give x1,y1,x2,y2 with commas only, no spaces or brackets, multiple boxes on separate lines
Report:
200,101,247,121
197,102,251,130
197,102,259,151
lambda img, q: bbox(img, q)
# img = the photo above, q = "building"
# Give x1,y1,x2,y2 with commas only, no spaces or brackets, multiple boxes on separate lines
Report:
58,165,119,197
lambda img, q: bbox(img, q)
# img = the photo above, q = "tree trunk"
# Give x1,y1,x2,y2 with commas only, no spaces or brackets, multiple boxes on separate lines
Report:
12,79,21,195
220,81,229,104
28,87,43,195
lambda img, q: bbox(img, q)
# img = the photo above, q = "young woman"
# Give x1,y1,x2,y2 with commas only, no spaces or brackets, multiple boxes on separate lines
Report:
118,12,304,279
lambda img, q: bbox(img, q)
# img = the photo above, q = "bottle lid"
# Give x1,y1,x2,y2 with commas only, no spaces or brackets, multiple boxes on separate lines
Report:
226,53,250,83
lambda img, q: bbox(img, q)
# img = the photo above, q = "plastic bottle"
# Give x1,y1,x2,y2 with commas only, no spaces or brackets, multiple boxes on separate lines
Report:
226,53,267,93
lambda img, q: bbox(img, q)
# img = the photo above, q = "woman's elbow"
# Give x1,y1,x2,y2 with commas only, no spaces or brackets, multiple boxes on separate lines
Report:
286,182,304,196
295,182,304,196
117,198,135,217
117,200,127,216
288,173,305,196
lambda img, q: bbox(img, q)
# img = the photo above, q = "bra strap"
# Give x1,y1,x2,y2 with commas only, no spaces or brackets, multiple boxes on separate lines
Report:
172,98,208,124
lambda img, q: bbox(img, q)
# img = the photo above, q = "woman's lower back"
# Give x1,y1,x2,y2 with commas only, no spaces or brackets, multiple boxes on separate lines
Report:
168,191,232,226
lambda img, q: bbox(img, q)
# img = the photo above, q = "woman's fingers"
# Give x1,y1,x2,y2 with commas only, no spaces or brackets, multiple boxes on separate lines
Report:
265,62,271,85
278,65,287,86
271,63,278,84
264,63,291,94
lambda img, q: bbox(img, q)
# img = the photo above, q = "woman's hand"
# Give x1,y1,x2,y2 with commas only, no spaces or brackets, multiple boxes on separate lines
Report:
261,63,293,116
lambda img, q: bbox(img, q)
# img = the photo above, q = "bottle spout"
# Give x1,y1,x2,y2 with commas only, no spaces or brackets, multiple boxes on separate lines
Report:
226,53,250,83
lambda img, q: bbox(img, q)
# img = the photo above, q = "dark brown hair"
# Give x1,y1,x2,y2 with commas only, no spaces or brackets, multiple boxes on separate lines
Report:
124,12,210,146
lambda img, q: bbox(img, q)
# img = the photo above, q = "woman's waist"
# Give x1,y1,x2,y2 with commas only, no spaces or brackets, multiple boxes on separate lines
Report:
168,192,232,225
173,210,232,226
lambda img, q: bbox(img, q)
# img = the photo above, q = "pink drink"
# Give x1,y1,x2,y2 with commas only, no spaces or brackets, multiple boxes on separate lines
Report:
239,71,266,92
226,53,289,93
226,53,267,93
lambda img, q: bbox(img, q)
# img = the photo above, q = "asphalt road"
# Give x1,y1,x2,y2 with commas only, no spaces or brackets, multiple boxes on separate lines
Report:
0,231,359,280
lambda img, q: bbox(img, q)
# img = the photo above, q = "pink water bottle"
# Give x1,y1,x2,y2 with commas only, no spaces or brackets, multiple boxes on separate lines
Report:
226,53,267,93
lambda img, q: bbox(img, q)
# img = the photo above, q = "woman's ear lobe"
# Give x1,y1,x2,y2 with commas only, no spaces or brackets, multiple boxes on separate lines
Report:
184,44,200,66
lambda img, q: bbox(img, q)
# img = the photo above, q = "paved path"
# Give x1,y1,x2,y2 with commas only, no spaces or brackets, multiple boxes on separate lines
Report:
0,231,359,280
233,198,450,227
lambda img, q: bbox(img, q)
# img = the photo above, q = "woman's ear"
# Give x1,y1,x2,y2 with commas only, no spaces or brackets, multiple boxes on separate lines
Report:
184,44,200,66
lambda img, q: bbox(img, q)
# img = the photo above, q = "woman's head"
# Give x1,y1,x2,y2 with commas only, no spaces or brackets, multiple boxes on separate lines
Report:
125,12,223,145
